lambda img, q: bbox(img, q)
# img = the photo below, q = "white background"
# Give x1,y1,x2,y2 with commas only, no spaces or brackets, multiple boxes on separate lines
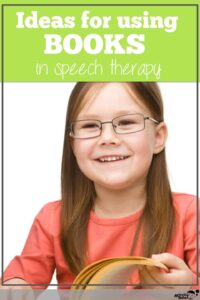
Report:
1,82,198,285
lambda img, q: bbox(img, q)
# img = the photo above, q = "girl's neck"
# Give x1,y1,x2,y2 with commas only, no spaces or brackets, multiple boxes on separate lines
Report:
93,183,146,219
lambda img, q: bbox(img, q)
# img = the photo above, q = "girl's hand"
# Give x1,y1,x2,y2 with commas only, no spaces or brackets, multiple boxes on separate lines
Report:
0,278,35,300
139,253,193,289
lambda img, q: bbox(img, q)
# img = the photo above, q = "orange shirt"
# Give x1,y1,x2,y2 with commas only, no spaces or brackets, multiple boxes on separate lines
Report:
3,193,199,288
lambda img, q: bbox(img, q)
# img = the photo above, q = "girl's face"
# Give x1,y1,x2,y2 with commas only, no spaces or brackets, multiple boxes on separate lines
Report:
72,83,166,191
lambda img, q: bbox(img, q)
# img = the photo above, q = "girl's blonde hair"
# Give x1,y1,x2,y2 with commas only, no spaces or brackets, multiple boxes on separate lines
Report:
60,82,174,275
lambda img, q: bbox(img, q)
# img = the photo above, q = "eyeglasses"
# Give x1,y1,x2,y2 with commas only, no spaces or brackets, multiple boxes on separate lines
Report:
69,113,160,139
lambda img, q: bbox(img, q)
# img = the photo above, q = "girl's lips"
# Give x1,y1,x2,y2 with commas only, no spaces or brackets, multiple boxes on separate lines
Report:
95,155,130,163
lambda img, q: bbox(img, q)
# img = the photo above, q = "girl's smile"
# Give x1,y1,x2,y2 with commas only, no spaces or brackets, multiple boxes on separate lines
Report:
94,155,129,163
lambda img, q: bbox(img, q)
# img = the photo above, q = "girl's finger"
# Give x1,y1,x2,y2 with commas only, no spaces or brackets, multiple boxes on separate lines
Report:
140,265,176,288
152,253,190,271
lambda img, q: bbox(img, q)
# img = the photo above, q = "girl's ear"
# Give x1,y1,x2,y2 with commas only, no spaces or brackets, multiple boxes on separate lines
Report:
153,122,168,154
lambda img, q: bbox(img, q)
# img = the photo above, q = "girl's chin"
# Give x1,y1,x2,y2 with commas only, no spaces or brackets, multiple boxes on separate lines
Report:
95,179,133,191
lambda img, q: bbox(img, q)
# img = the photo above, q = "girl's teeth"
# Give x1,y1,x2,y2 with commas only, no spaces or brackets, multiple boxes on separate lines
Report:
99,156,127,162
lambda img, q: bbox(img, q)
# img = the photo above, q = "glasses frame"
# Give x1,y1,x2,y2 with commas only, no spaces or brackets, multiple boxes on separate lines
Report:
68,113,160,139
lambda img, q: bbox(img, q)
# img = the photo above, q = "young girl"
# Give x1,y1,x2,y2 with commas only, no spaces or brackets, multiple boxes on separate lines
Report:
1,82,199,289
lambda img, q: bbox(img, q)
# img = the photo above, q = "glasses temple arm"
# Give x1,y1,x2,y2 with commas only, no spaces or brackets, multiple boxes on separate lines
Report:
144,117,160,124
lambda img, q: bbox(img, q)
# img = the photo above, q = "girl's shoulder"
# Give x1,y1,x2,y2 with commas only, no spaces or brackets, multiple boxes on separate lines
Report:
172,192,198,217
35,200,61,236
172,192,196,202
39,200,61,213
37,200,61,218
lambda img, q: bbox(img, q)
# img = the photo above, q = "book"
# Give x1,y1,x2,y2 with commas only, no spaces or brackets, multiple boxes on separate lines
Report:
71,256,168,289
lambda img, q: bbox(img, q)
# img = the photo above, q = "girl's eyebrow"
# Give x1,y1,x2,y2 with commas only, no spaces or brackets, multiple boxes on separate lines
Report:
77,110,140,119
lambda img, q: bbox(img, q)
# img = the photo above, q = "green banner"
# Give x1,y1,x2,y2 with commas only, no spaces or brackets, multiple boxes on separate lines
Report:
1,2,198,81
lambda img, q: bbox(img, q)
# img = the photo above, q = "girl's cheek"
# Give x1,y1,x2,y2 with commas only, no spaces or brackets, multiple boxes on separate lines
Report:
73,140,94,158
125,134,149,149
125,136,155,158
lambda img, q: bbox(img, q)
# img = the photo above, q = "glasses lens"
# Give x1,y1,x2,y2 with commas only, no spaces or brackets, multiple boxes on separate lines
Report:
114,114,144,133
71,120,101,138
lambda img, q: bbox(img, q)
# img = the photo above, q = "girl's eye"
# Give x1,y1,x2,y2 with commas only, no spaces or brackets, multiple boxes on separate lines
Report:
81,122,100,129
118,119,137,126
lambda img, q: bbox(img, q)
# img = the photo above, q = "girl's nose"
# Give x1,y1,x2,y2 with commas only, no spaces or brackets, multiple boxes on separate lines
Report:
97,123,121,145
